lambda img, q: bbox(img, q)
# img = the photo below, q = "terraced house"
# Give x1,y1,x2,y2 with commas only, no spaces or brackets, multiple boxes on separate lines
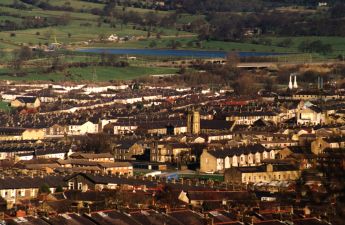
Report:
225,111,279,125
200,144,276,173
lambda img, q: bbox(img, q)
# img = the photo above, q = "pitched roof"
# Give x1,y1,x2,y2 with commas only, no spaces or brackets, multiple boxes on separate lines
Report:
6,216,50,225
186,190,253,201
227,111,277,117
70,152,114,159
201,120,235,130
207,144,266,158
15,96,38,104
44,213,96,225
0,175,65,189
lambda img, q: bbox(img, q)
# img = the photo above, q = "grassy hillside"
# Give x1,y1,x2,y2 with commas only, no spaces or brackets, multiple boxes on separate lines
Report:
0,0,344,82
0,66,178,82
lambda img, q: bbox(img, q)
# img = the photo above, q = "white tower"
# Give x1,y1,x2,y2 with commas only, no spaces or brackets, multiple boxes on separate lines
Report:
293,75,298,89
288,75,293,90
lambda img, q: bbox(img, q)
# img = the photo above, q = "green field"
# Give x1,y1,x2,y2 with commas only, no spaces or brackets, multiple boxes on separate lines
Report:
0,0,344,83
269,36,345,57
0,0,343,58
0,66,178,82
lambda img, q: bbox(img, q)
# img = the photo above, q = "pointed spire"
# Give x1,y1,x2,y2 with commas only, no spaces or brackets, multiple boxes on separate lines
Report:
288,75,293,89
293,75,298,89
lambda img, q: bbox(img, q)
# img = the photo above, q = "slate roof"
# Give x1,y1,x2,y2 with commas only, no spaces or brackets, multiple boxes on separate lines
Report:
0,175,65,189
227,111,277,117
200,120,234,130
6,216,50,225
207,144,266,158
324,135,345,143
284,146,312,154
64,173,157,188
292,218,330,225
168,210,205,225
235,164,298,173
44,213,96,225
0,127,26,135
186,190,253,201
253,220,286,225
130,210,181,225
70,152,114,159
89,210,141,225
15,96,38,104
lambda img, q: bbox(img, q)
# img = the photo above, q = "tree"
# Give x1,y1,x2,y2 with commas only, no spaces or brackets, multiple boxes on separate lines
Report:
233,74,257,95
298,40,333,55
277,38,293,47
18,46,32,61
226,52,240,68
264,77,275,92
55,185,64,193
330,3,345,18
39,183,51,194
0,49,6,62
8,47,32,72
136,102,144,110
149,40,157,48
44,29,54,40
166,40,181,49
98,33,107,42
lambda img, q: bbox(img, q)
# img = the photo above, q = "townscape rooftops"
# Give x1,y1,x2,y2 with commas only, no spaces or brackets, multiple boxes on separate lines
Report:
0,175,65,189
6,216,50,225
45,213,96,225
234,164,298,173
186,190,253,201
227,111,278,117
323,135,345,143
70,152,113,159
207,144,267,158
200,120,235,130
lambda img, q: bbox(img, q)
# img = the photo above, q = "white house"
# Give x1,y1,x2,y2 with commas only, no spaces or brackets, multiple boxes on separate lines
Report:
67,121,99,135
107,34,118,42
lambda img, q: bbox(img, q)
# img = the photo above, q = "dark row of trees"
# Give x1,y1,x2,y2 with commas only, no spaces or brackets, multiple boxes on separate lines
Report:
184,7,345,43
0,12,71,32
298,40,333,55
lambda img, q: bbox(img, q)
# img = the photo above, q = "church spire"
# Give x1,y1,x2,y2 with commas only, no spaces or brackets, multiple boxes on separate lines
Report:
293,75,298,89
288,75,293,89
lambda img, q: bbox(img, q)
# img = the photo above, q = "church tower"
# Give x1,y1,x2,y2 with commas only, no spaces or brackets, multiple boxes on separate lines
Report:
187,109,200,135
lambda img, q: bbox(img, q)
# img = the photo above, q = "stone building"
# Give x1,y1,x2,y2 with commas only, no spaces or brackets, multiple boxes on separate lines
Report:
187,109,200,135
224,163,300,184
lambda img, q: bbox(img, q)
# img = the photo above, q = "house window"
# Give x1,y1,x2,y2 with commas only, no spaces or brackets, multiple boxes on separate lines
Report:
78,183,82,190
68,182,74,190
18,189,25,197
